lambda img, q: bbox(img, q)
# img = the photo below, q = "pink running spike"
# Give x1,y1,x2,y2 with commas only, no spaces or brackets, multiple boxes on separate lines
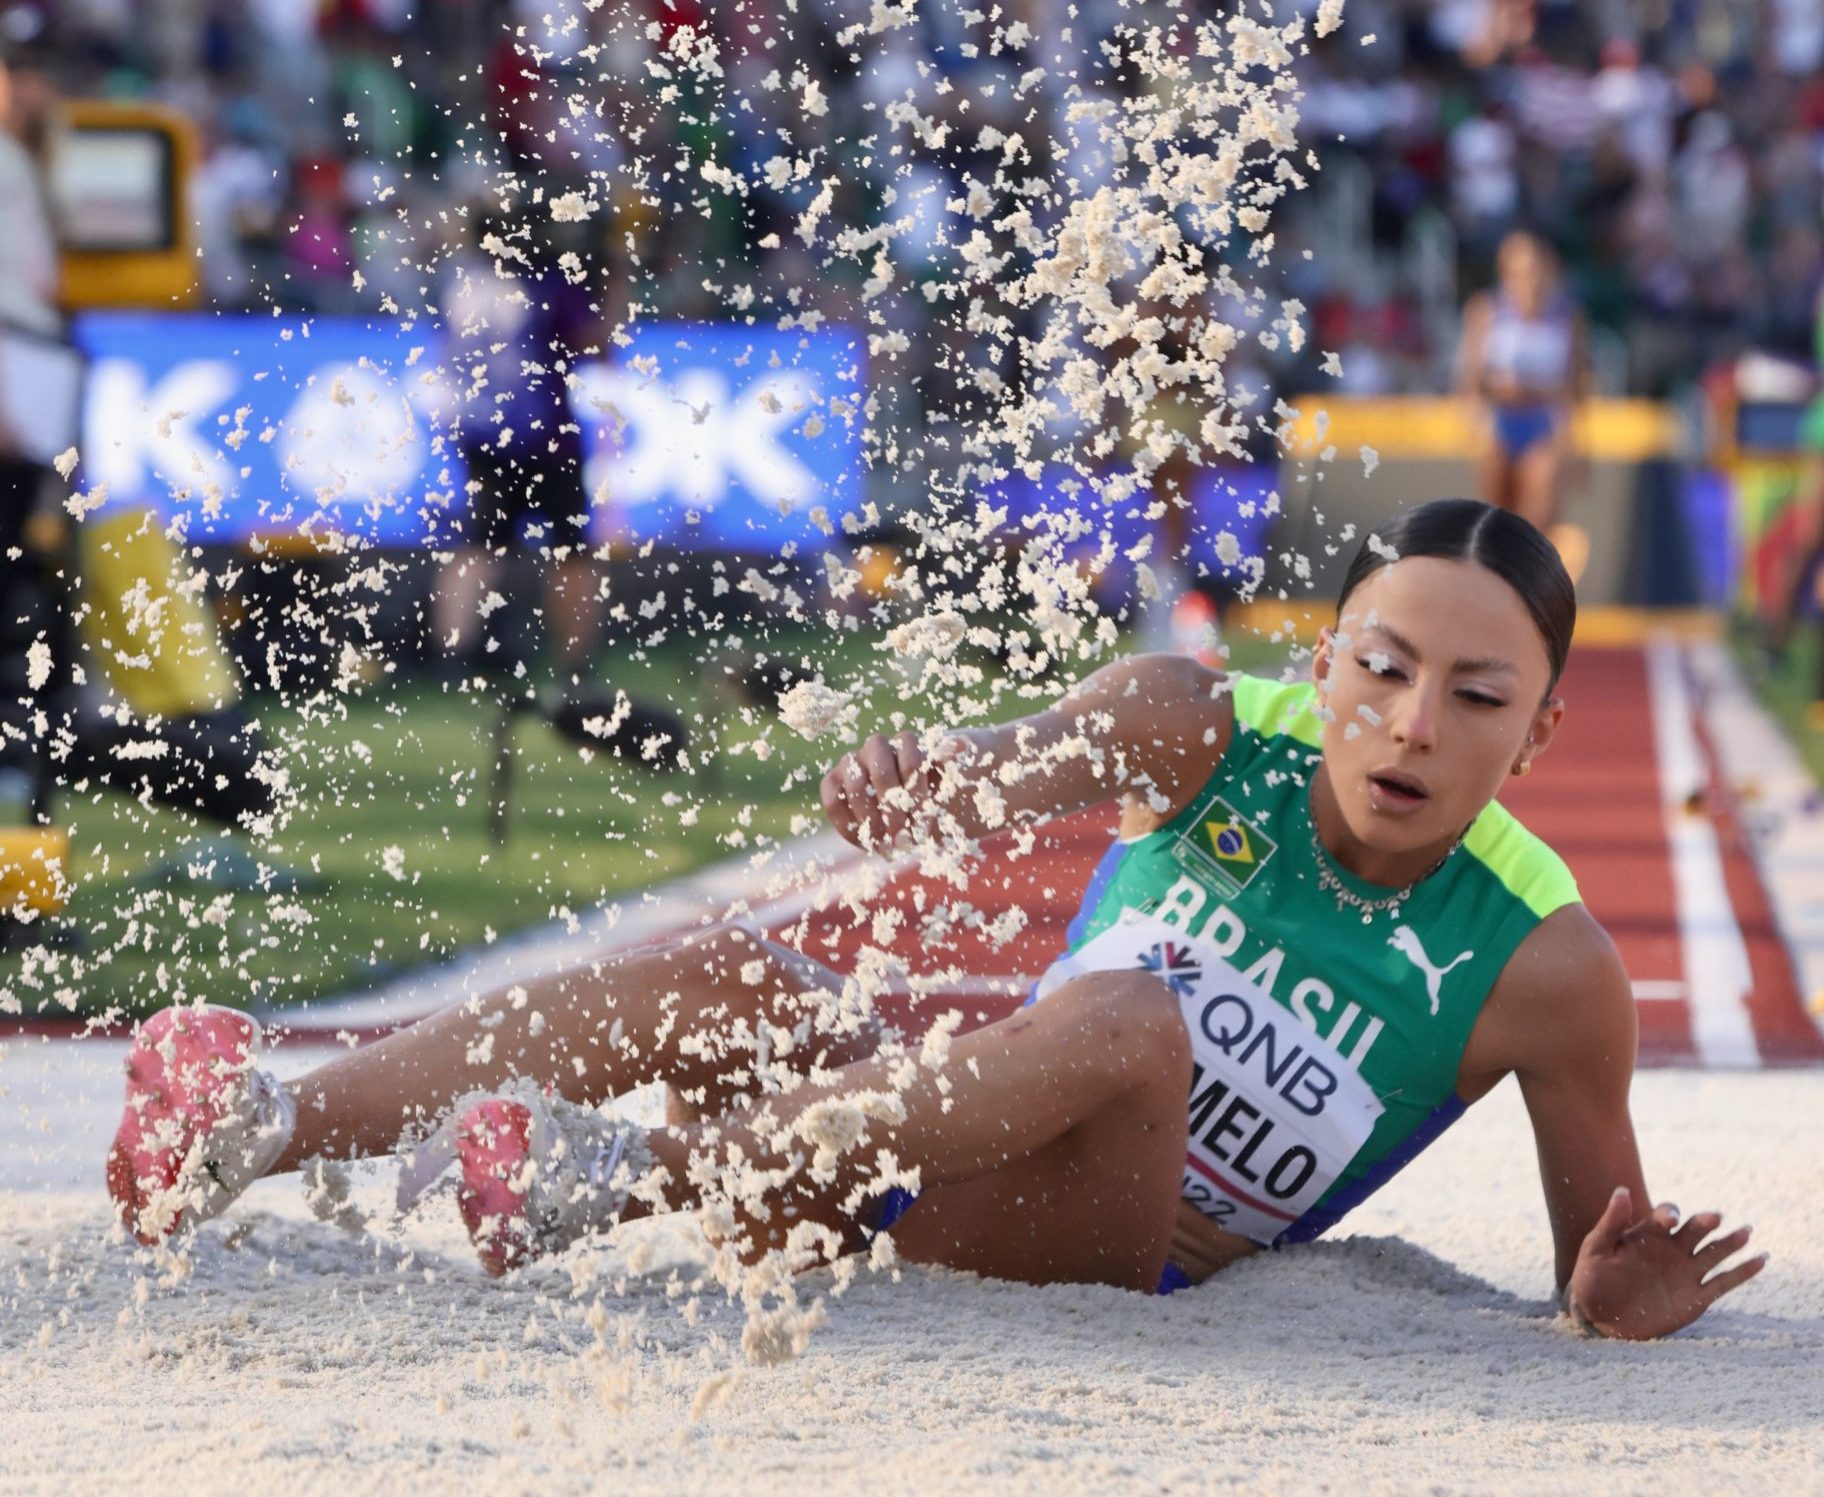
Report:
455,1098,536,1278
106,1005,262,1244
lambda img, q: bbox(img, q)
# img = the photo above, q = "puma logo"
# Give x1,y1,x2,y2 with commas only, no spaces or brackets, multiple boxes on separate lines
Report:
1387,926,1473,1014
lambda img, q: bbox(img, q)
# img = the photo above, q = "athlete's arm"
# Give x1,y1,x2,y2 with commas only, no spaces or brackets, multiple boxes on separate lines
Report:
1492,906,1766,1339
1566,307,1594,406
1454,293,1492,399
819,652,1233,852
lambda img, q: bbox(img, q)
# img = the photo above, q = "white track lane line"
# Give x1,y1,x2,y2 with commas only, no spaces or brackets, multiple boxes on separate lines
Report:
1686,637,1824,1046
1644,636,1760,1067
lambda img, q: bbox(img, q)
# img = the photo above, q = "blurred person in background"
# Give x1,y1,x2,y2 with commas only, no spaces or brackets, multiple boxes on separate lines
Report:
0,24,60,583
434,206,602,688
192,98,288,308
1591,38,1676,181
1455,231,1588,555
1447,98,1520,261
0,18,64,832
1759,281,1824,715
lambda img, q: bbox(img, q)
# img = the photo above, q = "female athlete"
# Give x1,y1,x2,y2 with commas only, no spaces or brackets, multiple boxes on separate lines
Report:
1456,232,1588,538
106,498,1764,1341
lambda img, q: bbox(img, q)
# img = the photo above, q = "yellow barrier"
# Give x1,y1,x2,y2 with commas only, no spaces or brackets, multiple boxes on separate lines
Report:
77,508,238,718
1284,397,1682,464
1228,601,1720,647
0,827,69,917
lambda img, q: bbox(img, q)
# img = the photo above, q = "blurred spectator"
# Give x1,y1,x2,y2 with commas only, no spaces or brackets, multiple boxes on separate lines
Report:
0,30,59,573
1448,102,1519,255
192,100,287,305
0,24,65,825
1591,40,1675,178
0,33,55,341
1456,231,1588,535
19,0,1824,417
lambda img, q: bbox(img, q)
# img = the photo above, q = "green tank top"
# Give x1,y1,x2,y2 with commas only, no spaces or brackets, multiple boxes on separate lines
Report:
1032,673,1581,1246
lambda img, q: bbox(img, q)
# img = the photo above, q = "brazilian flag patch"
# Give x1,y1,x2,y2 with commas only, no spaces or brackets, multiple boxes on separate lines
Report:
1172,796,1276,897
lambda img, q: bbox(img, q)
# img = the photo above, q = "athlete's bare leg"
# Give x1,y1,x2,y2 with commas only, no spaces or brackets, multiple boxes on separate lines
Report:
640,970,1194,1292
270,923,874,1172
1477,440,1517,515
548,549,603,672
433,546,499,657
1513,440,1562,534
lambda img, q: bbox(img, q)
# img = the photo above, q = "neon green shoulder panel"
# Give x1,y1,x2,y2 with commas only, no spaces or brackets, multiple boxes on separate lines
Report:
1462,802,1581,920
1231,673,1323,748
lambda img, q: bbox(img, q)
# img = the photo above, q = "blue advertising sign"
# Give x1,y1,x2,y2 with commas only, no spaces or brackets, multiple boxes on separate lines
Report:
73,313,866,552
76,312,459,548
981,461,1277,587
573,321,867,550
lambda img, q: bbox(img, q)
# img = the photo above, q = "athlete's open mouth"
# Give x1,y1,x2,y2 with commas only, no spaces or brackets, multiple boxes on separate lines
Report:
1367,769,1430,804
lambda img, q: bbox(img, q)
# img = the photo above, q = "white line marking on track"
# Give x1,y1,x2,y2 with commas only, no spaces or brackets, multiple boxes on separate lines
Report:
1687,638,1824,1046
1645,637,1760,1066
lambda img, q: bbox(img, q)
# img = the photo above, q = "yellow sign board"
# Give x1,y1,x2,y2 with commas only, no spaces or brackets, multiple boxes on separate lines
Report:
53,101,199,310
1283,397,1680,464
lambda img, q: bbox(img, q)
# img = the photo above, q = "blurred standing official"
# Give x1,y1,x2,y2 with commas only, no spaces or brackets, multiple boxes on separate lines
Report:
434,207,602,686
0,26,61,586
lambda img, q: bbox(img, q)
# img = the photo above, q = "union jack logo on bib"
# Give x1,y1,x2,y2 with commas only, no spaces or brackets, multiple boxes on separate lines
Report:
1137,940,1203,998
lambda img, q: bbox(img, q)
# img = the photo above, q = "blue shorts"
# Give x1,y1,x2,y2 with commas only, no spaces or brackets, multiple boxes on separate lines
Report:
1492,404,1558,457
872,1185,1196,1296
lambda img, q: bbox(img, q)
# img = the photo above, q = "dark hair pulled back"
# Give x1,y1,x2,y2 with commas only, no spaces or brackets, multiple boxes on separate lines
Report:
1336,499,1576,691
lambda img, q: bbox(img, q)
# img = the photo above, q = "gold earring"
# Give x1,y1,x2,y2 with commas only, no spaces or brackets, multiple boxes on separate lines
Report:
1513,760,1532,776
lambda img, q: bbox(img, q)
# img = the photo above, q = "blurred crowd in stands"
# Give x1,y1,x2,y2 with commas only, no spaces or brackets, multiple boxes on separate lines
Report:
11,0,1824,405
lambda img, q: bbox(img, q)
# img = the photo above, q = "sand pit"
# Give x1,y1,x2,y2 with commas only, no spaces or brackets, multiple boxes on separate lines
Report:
2,1035,1818,1495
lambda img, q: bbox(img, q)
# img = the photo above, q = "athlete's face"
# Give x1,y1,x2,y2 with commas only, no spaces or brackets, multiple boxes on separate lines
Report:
1499,235,1551,316
1312,557,1564,857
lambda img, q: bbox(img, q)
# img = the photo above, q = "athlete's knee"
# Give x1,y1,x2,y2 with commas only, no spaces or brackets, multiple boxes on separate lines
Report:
1043,969,1191,1085
667,922,834,1066
641,921,768,1006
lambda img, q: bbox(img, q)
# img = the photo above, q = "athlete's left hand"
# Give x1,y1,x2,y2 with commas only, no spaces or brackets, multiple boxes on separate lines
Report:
1167,1200,1258,1284
1565,1186,1767,1340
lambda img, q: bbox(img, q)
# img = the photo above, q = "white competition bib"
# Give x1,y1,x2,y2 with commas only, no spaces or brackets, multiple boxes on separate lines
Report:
1034,910,1383,1244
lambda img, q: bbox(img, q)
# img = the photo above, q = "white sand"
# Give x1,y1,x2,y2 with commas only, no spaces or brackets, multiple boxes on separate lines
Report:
2,1035,1819,1496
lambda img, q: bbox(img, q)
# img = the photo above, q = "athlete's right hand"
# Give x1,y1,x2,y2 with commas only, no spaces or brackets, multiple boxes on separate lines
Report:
820,731,957,851
1565,1186,1766,1341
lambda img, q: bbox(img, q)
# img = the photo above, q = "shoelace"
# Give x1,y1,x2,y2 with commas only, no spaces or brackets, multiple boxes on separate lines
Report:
583,1135,628,1196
